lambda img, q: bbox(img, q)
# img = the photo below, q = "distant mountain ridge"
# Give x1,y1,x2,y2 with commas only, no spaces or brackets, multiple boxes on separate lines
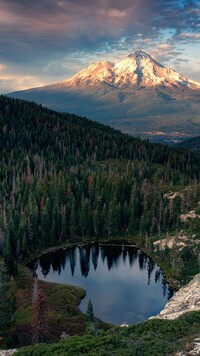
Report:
8,50,200,143
176,136,200,153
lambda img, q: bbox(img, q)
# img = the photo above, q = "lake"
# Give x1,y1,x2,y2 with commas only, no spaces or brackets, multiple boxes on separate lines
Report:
32,244,174,325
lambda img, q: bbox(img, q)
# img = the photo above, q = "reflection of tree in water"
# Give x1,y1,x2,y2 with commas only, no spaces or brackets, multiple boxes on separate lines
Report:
128,247,138,266
167,286,175,300
162,277,167,297
79,246,91,277
101,245,122,270
51,250,68,275
155,269,161,284
122,246,128,262
52,254,62,274
39,249,70,276
101,246,106,264
92,244,99,270
147,259,155,285
103,246,113,270
69,247,76,276
39,257,51,277
60,250,67,271
107,248,114,270
138,251,146,270
112,246,122,268
162,278,174,300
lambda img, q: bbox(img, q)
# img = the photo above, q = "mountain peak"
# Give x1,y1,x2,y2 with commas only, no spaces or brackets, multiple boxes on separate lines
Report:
63,50,200,90
8,50,200,142
128,50,150,58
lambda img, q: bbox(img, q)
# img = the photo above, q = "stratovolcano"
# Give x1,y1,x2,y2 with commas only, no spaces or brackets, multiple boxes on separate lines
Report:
8,50,200,143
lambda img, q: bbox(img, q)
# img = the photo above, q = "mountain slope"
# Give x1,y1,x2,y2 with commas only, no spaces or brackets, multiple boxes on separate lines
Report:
8,50,200,143
176,136,200,152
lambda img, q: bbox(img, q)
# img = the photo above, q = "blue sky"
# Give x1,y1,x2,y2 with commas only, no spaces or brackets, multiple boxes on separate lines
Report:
0,0,199,93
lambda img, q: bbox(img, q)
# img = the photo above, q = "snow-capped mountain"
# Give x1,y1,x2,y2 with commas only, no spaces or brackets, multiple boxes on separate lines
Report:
62,50,200,90
8,50,200,143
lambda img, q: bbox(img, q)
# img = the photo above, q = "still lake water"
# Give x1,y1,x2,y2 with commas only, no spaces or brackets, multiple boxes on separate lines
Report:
32,244,174,325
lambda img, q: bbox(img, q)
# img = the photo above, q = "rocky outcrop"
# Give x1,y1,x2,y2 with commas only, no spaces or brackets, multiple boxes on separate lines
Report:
154,274,200,320
175,337,200,355
180,211,200,223
153,274,200,355
153,232,199,251
0,350,17,356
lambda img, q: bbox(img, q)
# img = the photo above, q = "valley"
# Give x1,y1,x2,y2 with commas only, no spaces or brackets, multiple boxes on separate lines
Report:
8,51,200,143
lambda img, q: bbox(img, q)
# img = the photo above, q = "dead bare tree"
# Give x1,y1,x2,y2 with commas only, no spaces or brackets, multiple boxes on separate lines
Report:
32,280,48,344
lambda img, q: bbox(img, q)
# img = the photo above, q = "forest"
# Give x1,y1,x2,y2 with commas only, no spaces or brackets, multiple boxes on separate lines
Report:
1,95,200,268
0,95,200,350
1,95,200,267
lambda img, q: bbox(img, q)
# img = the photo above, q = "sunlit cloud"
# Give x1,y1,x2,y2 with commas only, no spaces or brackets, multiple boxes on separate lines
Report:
0,0,199,92
0,66,46,93
178,32,200,41
0,63,7,71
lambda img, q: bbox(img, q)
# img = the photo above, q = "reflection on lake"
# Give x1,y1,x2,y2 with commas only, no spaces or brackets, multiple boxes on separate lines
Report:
32,244,174,325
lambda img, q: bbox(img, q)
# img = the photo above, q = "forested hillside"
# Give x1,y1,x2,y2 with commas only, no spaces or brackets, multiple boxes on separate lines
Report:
0,95,200,352
176,136,200,153
0,95,200,274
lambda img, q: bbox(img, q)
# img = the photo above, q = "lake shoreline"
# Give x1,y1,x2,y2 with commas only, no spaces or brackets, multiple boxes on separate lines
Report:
31,242,175,326
25,236,180,291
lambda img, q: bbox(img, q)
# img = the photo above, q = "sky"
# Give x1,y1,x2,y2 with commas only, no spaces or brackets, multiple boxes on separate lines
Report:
0,0,199,93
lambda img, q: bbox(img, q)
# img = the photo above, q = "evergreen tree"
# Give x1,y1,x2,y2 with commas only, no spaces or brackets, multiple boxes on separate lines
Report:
86,299,94,322
69,199,77,238
80,198,90,237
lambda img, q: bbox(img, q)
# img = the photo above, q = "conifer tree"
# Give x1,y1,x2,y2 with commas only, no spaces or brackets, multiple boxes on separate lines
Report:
86,299,94,322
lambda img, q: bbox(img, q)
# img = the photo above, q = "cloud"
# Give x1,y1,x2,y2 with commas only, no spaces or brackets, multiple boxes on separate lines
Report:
178,32,200,41
0,62,47,93
0,74,46,93
0,0,199,91
0,63,7,71
173,58,189,64
1,0,199,58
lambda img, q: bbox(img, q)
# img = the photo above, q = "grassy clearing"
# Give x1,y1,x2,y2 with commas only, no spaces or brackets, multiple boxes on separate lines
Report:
10,266,86,346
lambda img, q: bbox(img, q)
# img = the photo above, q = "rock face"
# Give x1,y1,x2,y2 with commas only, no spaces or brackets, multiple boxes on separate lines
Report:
154,274,200,320
154,274,200,355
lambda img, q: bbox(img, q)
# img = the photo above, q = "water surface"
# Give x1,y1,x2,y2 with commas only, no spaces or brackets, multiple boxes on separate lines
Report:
33,244,174,325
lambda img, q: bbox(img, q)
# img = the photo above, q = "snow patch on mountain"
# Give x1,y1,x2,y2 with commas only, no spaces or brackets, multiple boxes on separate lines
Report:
66,60,114,87
61,50,200,90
